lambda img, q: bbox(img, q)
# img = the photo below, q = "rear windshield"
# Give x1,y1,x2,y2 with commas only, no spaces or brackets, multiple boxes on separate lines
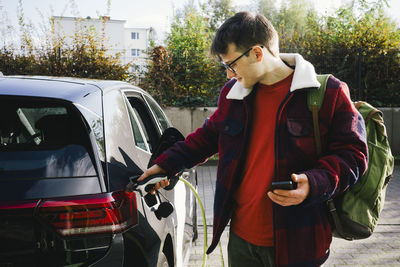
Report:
0,97,96,179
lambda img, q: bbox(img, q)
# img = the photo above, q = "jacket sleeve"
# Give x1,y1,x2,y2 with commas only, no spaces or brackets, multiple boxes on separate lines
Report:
154,114,220,175
154,80,236,175
303,80,368,206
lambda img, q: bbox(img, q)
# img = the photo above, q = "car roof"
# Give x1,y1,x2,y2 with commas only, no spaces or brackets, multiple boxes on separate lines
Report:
0,75,147,102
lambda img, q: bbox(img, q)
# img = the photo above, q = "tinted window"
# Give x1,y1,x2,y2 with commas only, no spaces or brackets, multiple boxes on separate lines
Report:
0,97,96,179
132,108,151,151
124,97,150,152
125,95,160,153
143,94,170,132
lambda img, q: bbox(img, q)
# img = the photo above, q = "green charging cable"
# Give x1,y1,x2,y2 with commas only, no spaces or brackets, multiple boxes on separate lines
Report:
179,176,208,267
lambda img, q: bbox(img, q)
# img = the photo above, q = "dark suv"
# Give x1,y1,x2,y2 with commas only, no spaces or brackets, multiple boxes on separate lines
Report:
0,75,197,267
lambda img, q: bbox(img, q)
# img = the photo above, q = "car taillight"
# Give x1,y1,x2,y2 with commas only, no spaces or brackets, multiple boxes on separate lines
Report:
0,200,37,211
38,191,138,236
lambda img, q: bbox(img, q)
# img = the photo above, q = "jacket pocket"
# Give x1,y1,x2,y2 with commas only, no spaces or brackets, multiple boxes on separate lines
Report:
216,120,244,163
216,119,244,137
286,117,318,161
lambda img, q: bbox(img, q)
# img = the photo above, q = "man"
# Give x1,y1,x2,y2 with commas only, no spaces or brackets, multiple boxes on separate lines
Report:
139,12,368,266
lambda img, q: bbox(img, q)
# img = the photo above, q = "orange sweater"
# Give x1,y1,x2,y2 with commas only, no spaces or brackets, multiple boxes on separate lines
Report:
231,73,293,246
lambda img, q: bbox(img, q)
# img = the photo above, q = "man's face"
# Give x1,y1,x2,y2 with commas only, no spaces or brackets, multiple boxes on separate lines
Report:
220,43,263,89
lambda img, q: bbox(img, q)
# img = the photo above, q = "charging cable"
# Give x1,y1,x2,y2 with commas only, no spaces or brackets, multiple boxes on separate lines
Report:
127,172,223,267
179,175,208,267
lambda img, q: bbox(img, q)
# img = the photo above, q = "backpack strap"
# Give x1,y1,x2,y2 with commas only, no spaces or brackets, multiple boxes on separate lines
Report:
354,101,383,125
308,75,350,240
308,74,330,156
327,198,351,240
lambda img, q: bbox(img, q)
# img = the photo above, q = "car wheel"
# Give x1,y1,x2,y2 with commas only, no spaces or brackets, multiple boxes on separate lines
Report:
157,252,169,267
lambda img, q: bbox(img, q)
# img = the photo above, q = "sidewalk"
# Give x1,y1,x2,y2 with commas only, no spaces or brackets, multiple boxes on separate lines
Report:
187,165,229,267
187,165,400,266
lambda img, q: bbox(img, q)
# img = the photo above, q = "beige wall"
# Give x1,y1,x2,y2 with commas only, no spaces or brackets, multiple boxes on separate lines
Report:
165,107,400,155
164,107,217,137
381,108,400,155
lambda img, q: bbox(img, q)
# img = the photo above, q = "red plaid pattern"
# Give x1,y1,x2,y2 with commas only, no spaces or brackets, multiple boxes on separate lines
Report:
155,75,367,266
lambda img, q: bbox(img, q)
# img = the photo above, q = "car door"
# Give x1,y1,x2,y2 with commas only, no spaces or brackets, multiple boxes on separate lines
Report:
123,90,196,265
120,90,178,265
102,88,165,267
140,92,198,266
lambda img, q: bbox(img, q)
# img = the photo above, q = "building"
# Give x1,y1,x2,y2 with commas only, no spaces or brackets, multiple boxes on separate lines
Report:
124,26,152,70
52,16,153,70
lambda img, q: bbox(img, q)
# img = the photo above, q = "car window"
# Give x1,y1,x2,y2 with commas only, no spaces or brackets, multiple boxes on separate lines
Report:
132,108,152,151
124,96,151,153
143,94,170,132
0,98,97,179
125,94,161,154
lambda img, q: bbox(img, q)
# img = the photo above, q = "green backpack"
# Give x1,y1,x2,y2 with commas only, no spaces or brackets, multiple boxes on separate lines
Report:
307,74,394,240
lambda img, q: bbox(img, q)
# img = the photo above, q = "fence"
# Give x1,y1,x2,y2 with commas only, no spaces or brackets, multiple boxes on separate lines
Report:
285,48,400,107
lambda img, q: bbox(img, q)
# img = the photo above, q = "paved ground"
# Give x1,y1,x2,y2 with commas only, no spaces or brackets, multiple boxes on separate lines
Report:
187,164,400,267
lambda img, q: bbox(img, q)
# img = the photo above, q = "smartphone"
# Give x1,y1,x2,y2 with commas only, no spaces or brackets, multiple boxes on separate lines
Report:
270,181,297,191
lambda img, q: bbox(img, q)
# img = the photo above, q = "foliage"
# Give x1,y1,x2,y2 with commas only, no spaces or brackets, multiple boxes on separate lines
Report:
139,6,226,107
276,0,314,38
139,46,176,104
257,0,278,24
0,2,130,80
297,6,399,106
201,0,236,31
4,0,397,107
140,0,399,107
257,0,400,107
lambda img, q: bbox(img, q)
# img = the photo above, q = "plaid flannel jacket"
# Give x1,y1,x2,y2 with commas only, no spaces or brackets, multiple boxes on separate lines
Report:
154,54,368,266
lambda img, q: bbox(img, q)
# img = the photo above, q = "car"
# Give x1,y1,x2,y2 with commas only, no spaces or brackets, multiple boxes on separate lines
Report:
0,75,198,267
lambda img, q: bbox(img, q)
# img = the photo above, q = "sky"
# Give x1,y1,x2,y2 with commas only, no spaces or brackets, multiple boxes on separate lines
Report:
1,0,400,43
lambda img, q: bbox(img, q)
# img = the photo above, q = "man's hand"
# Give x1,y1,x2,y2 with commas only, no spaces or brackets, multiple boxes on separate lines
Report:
267,173,310,206
137,164,168,195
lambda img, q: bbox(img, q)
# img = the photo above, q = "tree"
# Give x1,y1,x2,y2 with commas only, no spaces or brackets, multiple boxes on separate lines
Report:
202,0,236,31
257,0,278,24
140,5,227,106
0,1,130,80
278,2,400,106
138,46,177,105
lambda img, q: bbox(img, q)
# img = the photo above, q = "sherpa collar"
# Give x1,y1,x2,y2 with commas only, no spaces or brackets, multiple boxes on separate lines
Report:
226,53,320,100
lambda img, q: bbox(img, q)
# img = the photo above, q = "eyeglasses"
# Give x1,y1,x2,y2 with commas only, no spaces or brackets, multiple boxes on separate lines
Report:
221,46,264,73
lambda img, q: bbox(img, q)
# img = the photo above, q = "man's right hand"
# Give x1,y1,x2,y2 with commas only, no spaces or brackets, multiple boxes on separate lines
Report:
137,164,168,195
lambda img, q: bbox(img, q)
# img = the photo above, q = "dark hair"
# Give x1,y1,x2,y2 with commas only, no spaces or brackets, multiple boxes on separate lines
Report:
210,12,278,57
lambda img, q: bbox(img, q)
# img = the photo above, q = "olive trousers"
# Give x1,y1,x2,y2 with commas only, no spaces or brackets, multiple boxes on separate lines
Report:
228,231,275,267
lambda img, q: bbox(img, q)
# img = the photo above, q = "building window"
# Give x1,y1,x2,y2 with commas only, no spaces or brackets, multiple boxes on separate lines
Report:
131,49,140,57
131,32,140,40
